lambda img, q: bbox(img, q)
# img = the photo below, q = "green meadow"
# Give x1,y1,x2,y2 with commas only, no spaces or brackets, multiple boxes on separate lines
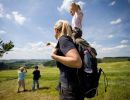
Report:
0,61,130,100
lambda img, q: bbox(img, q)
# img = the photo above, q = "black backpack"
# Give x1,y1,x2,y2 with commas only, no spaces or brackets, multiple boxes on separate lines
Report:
74,38,108,98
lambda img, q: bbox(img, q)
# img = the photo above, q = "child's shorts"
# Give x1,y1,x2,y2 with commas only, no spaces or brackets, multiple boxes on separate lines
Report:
73,27,82,38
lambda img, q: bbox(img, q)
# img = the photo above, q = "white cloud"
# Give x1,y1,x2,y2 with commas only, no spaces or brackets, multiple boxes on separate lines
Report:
121,40,128,44
88,41,130,58
27,42,44,48
102,44,129,52
0,3,4,18
110,18,122,25
57,0,74,12
6,14,12,20
1,42,52,59
1,41,130,59
128,0,130,3
90,41,102,49
0,30,6,34
99,44,130,57
109,1,116,6
0,4,26,25
57,0,85,12
108,35,114,38
12,11,26,25
115,45,128,49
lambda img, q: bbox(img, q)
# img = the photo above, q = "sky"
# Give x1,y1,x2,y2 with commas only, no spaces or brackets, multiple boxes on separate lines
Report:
0,0,130,59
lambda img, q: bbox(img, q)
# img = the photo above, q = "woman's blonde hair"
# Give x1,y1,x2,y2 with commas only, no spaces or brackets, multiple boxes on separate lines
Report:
54,20,73,38
70,2,81,10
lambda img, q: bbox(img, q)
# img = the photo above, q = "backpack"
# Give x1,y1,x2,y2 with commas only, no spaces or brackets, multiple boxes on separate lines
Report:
74,38,108,98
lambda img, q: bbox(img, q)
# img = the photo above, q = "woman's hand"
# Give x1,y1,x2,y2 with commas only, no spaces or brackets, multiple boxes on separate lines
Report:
51,48,58,59
51,48,82,68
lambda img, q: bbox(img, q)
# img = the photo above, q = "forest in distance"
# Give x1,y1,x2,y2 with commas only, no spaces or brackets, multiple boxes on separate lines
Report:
0,57,130,70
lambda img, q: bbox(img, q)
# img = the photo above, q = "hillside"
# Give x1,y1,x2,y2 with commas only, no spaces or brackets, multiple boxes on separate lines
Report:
1,57,130,70
0,61,130,100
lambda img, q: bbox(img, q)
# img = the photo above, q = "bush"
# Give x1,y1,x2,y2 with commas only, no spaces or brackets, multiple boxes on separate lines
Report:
43,60,56,67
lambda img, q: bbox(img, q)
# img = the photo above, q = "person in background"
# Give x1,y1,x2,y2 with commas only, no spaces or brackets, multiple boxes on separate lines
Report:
32,66,41,91
17,66,27,93
51,20,84,100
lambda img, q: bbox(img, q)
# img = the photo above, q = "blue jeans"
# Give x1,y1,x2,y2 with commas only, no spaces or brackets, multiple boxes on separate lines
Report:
32,80,39,90
84,50,93,74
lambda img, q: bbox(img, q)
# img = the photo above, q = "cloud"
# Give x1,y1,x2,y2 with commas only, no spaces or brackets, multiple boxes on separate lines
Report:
88,41,130,58
102,44,129,52
1,42,52,59
120,40,128,44
110,18,122,25
0,30,6,34
99,44,130,57
12,11,26,25
109,1,116,6
0,3,4,18
26,42,44,49
1,41,130,59
6,14,12,20
128,0,130,3
90,41,102,49
0,4,26,25
57,0,85,12
57,0,74,12
108,34,114,38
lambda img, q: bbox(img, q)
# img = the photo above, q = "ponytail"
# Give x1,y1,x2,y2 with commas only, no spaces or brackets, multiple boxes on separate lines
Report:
61,22,67,36
61,21,72,37
54,20,73,38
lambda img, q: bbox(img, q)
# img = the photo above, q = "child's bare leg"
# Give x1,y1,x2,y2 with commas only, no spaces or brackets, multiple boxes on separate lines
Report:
17,80,21,93
21,80,25,91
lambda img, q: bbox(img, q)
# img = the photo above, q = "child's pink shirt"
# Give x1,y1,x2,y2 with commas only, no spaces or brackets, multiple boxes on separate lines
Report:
72,10,83,30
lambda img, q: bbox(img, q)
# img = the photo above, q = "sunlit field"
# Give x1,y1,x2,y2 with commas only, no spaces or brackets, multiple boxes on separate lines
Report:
0,61,130,100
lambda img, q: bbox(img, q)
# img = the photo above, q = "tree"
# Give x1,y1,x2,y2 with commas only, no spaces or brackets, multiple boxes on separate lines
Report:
0,39,14,57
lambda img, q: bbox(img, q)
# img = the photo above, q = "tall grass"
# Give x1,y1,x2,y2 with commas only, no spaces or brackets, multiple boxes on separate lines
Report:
0,61,130,100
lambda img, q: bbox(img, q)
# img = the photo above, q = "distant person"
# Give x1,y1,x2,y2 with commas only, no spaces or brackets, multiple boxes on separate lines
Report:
17,66,27,93
32,66,41,91
69,2,83,39
51,20,84,100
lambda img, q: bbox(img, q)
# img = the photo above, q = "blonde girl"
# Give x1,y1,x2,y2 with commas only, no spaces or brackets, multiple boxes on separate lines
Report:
69,2,83,38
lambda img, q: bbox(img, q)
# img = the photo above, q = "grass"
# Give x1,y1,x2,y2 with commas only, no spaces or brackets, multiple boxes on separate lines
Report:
0,61,130,100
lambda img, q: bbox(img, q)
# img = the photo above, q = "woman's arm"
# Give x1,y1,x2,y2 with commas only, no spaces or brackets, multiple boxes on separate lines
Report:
51,48,82,68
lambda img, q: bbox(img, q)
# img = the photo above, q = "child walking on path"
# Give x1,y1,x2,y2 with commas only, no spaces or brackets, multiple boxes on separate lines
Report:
32,66,41,91
17,66,27,93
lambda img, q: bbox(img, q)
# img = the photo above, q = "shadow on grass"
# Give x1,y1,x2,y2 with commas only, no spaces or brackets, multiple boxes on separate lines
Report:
17,87,50,93
39,86,50,90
